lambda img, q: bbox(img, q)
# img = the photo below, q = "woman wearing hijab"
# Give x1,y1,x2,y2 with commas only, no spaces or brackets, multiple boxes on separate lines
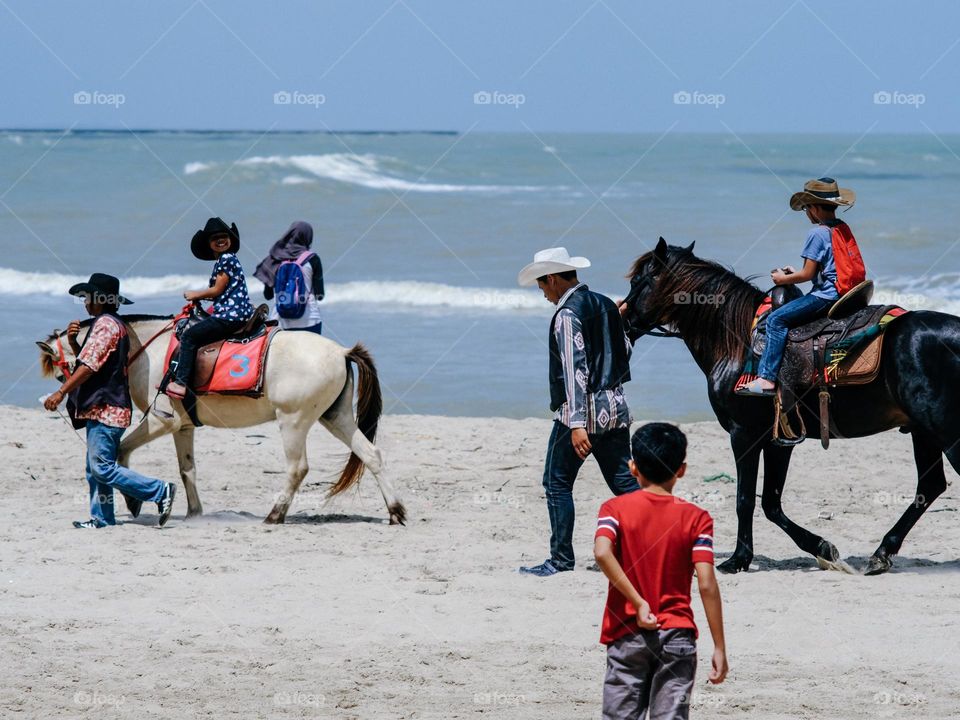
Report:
254,221,325,334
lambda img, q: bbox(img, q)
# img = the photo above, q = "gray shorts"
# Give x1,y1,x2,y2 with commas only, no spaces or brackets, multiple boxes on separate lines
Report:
603,628,697,720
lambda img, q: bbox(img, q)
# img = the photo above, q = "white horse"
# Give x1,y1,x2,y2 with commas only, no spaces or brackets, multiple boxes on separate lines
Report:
37,314,406,525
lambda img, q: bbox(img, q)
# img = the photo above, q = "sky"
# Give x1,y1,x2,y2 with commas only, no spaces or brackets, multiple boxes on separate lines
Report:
1,0,959,133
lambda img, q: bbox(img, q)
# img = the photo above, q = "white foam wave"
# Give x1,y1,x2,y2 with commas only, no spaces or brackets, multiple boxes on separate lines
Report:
0,268,546,312
183,161,212,175
321,281,545,311
240,153,543,194
0,268,213,298
874,273,960,316
280,174,316,185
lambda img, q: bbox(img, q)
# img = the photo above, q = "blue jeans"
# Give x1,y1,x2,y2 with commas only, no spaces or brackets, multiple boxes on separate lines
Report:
85,421,166,526
542,422,639,570
757,294,833,382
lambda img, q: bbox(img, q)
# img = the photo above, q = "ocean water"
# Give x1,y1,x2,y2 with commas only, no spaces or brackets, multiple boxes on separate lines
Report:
3,130,959,421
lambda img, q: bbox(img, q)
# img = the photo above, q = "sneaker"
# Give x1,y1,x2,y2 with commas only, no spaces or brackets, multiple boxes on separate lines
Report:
518,559,568,577
72,519,106,529
157,483,176,527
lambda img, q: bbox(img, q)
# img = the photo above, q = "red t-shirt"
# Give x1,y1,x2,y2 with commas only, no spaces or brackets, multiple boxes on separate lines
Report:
596,490,714,645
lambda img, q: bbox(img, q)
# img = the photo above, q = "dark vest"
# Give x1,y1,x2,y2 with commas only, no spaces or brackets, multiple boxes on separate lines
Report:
548,285,631,412
67,313,131,429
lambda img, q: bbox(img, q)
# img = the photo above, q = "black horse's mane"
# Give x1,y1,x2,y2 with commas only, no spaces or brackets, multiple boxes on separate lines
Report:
630,246,766,366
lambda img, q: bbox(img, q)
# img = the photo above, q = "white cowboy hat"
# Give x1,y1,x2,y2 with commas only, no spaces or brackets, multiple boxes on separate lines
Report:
517,247,591,287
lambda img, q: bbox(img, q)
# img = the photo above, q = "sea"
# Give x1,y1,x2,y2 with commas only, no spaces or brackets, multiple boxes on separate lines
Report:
2,130,958,421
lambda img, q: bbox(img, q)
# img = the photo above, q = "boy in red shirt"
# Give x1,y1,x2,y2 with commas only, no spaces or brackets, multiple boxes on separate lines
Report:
594,423,728,719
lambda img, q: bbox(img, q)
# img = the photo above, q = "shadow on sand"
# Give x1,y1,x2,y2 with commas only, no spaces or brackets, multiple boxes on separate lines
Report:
716,552,960,574
121,510,385,527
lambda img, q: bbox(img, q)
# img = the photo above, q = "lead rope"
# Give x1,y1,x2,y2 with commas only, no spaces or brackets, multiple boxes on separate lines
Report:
38,394,87,445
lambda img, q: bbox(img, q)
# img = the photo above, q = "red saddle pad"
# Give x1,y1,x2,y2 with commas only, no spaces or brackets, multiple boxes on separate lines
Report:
163,328,277,396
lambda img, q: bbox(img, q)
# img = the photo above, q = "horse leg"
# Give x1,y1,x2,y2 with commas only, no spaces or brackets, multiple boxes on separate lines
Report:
759,442,850,571
172,426,202,518
264,412,312,524
117,411,179,516
319,398,406,525
865,429,949,575
717,428,761,574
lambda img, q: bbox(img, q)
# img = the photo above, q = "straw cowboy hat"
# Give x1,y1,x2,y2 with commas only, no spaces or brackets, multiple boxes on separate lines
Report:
518,247,591,287
789,177,856,211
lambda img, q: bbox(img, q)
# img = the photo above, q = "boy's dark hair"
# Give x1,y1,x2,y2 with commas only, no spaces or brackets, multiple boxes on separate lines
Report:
630,422,687,484
537,270,578,283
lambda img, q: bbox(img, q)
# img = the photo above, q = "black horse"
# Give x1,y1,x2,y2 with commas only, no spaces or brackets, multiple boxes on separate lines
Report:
622,238,960,575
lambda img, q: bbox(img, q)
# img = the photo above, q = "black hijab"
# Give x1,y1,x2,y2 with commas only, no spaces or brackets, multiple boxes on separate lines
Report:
254,221,314,288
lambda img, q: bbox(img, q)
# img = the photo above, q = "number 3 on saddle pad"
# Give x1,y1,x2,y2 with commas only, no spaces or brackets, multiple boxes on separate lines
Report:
198,332,276,395
229,354,250,378
162,328,278,397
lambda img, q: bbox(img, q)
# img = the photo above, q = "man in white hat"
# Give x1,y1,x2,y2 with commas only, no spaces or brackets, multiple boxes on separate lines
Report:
517,248,638,577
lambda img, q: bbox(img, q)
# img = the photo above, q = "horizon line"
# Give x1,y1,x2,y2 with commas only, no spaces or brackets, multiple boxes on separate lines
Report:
3,127,958,136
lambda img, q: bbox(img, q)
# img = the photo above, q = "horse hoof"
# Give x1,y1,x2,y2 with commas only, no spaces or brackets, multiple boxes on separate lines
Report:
388,502,407,526
185,509,203,520
864,553,892,576
717,556,751,574
263,512,285,525
815,540,855,573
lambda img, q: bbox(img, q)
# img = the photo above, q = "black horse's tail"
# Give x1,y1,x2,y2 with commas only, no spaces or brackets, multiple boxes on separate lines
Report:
328,343,382,497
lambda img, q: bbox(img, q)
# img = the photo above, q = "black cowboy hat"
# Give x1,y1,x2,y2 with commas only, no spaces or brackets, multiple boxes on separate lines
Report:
68,272,133,305
190,217,240,260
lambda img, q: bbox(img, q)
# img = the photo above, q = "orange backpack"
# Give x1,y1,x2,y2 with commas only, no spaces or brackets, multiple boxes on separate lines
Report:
826,221,866,296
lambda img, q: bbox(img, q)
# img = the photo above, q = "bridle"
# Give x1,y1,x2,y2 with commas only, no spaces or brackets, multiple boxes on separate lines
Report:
53,336,74,380
622,271,682,340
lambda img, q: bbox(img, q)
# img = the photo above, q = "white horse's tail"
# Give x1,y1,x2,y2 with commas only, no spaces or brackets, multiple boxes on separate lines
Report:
328,343,382,497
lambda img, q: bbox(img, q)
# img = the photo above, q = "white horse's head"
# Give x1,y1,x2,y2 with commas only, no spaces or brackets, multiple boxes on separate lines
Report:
37,328,82,383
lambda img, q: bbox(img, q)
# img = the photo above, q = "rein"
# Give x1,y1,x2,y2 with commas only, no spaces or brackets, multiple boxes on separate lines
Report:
54,307,190,377
126,305,193,367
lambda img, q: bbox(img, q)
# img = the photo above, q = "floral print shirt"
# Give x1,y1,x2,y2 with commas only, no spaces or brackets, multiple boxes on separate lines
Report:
75,314,132,429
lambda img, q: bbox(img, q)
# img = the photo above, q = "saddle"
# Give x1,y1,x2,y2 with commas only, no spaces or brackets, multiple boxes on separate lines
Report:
160,304,278,425
737,288,907,448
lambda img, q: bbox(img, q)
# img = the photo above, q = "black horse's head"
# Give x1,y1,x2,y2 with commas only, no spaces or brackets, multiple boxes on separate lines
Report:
622,237,766,365
621,237,695,342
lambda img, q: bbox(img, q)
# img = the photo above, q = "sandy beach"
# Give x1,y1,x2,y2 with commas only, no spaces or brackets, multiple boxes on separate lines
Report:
2,406,959,719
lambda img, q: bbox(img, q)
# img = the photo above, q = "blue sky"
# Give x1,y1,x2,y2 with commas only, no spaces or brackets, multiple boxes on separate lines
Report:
1,0,958,132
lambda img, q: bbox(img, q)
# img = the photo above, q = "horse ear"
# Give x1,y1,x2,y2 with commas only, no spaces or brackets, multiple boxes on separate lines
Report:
685,241,696,253
36,341,54,355
654,237,668,265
